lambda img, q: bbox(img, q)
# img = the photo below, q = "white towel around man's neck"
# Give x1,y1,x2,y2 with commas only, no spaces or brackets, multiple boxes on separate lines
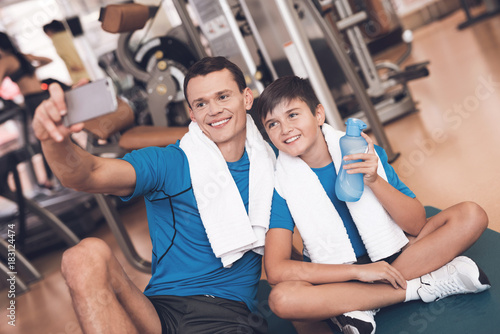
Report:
180,114,276,267
275,123,408,264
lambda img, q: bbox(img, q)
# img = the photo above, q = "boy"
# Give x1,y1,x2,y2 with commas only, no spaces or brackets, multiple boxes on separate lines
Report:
256,76,490,334
32,57,276,334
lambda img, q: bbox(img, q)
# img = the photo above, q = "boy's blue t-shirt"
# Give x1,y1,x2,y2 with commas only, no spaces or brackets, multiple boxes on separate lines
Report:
270,145,416,258
120,143,261,312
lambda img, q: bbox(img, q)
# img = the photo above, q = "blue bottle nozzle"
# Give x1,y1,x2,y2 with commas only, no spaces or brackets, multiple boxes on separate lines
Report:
345,118,367,136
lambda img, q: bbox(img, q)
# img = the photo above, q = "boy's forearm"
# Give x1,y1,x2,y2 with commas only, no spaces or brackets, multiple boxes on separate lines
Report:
368,177,426,235
267,259,358,285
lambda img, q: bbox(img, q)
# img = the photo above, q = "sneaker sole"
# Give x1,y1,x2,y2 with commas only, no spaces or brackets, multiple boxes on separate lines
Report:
457,256,491,291
331,316,375,334
331,318,362,334
478,265,491,287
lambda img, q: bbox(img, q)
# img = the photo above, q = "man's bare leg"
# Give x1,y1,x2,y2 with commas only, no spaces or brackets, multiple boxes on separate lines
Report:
61,238,161,334
392,201,488,279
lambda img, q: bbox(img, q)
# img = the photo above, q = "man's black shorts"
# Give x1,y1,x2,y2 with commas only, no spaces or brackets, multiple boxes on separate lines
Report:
147,295,268,334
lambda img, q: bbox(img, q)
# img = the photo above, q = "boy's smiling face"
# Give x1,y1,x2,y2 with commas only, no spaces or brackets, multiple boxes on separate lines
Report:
263,98,327,163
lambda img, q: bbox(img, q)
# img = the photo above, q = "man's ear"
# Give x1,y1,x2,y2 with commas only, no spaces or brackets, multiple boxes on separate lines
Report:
244,87,254,110
315,104,326,126
189,108,196,122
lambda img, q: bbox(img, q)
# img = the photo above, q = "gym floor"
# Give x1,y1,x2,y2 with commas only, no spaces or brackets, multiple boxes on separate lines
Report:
1,8,500,334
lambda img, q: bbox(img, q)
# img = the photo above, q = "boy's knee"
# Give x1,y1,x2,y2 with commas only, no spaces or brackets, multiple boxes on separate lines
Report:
268,281,303,319
268,284,288,319
61,237,112,288
459,201,488,231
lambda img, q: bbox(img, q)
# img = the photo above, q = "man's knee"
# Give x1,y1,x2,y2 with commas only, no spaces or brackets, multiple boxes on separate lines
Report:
61,237,112,288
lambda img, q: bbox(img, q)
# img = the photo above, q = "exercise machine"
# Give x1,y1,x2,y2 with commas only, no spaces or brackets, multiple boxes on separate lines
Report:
97,2,204,129
239,0,429,123
214,0,430,161
315,0,429,120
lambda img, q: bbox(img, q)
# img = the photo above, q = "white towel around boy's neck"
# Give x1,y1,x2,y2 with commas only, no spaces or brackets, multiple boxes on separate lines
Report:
179,114,276,268
275,123,408,264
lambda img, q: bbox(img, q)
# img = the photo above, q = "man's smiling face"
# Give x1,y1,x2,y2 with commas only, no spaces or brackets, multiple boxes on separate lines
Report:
186,69,253,148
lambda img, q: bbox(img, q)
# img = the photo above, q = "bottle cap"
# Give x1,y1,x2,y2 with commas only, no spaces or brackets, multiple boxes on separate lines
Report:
345,118,367,136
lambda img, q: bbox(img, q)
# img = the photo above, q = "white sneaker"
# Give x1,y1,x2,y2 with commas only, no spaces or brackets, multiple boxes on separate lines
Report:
418,256,491,303
331,309,378,334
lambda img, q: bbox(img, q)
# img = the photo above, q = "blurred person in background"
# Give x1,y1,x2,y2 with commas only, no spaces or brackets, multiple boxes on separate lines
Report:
0,31,53,116
43,20,89,85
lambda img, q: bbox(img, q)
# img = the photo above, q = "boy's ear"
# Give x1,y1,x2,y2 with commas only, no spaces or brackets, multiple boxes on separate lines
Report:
315,104,326,126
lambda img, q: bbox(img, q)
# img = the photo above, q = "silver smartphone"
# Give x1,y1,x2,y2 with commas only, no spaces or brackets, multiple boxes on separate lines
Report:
63,77,118,127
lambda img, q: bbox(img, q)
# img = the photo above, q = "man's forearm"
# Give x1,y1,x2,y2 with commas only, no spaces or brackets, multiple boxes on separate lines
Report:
41,138,96,190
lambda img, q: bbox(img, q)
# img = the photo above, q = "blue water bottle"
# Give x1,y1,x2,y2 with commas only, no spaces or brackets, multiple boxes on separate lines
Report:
335,118,368,202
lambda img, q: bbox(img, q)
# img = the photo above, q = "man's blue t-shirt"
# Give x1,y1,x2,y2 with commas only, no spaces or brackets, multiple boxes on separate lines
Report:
120,143,262,312
270,145,416,258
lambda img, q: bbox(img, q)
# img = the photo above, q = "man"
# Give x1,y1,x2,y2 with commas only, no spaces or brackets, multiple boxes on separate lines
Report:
32,57,275,333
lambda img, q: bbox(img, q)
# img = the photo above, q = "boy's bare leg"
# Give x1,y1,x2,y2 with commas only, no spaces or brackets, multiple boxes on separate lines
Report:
270,202,487,330
391,201,488,279
269,280,405,321
61,237,161,334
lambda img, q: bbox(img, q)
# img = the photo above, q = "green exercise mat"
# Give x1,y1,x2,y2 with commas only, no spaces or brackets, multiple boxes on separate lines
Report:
376,227,499,334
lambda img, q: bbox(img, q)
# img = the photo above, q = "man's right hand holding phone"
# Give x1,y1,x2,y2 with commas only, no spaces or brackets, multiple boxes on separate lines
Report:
32,81,86,143
31,79,136,197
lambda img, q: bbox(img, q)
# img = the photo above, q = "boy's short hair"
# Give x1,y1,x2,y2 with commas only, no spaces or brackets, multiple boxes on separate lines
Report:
256,76,320,122
183,56,246,108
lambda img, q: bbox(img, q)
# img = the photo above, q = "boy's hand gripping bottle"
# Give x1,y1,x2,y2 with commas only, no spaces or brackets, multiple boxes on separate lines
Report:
335,118,368,202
